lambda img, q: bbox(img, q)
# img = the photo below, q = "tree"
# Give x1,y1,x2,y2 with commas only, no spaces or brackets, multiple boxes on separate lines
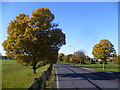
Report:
116,55,120,64
74,51,86,64
92,39,116,70
85,56,90,61
85,56,91,64
2,8,66,73
63,54,73,63
113,52,120,64
69,57,74,63
58,53,64,62
2,56,8,59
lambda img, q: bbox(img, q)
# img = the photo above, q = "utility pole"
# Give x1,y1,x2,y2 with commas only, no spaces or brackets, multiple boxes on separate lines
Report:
70,45,75,66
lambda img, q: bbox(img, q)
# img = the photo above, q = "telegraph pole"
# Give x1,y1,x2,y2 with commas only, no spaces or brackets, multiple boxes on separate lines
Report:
70,45,75,66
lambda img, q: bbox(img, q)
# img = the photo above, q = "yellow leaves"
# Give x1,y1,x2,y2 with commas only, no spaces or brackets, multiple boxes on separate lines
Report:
33,27,39,31
58,53,64,57
32,7,53,21
8,31,14,35
99,50,104,52
3,7,66,70
43,23,47,27
32,37,37,41
105,50,109,52
92,39,115,59
69,57,74,63
41,8,49,11
6,53,12,58
35,22,40,26
26,28,29,32
32,8,49,16
21,19,26,23
26,28,32,32
13,32,19,35
25,28,34,37
36,8,49,12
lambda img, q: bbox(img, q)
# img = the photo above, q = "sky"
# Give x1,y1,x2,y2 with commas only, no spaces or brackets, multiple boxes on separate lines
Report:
1,0,119,2
1,2,118,58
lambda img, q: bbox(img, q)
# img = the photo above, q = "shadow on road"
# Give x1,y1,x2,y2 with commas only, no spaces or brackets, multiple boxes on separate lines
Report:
55,63,119,81
56,72,119,81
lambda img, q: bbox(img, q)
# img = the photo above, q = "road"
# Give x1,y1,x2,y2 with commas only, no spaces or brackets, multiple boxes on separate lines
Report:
54,63,119,89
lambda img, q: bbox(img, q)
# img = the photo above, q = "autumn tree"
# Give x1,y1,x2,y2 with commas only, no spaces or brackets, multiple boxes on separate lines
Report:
114,55,120,64
69,57,74,63
58,53,64,62
74,51,86,64
85,56,91,64
2,8,66,73
113,52,120,64
63,54,73,63
92,39,116,70
85,56,96,64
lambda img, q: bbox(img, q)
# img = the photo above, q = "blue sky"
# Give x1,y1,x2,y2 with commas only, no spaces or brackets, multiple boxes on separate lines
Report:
1,2,118,58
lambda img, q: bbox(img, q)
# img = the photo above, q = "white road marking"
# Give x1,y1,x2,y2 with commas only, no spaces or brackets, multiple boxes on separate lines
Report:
55,67,59,88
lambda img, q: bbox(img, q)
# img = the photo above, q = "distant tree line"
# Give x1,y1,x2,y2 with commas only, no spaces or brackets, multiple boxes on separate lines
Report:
58,51,95,65
0,53,13,60
58,39,119,70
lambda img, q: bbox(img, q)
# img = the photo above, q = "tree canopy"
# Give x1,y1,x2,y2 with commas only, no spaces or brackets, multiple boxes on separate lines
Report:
2,7,66,73
92,39,116,69
58,53,64,61
74,51,86,64
63,54,73,63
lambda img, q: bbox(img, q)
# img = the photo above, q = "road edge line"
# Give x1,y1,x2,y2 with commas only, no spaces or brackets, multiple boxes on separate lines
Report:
55,67,59,88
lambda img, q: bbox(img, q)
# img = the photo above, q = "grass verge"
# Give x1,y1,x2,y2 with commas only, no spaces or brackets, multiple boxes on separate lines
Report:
46,65,56,89
60,61,120,72
2,60,49,88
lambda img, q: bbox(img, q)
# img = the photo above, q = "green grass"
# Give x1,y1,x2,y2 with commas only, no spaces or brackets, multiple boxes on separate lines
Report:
46,65,56,89
60,61,120,72
2,60,49,88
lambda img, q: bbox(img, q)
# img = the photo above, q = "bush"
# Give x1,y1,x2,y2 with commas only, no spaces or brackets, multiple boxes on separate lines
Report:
113,56,120,64
85,61,91,64
91,60,96,64
85,60,96,64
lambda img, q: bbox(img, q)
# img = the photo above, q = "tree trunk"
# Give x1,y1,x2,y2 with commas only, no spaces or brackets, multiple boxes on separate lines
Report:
33,66,37,74
103,63,105,70
80,61,81,64
103,61,106,70
73,60,74,66
33,68,36,74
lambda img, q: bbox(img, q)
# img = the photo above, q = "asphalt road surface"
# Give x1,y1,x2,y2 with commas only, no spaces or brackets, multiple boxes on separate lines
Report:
54,63,119,90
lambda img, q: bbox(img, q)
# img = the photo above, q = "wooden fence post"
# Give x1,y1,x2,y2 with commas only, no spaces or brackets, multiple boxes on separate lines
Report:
28,64,53,89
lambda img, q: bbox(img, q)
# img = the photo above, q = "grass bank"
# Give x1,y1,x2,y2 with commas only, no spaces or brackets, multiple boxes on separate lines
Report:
46,65,56,88
2,60,49,88
60,61,120,72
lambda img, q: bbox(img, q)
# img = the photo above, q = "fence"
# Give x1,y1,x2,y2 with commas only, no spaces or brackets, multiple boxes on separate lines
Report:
28,64,53,90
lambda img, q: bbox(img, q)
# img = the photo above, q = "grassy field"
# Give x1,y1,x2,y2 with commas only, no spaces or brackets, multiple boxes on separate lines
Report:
61,61,120,72
2,60,49,88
